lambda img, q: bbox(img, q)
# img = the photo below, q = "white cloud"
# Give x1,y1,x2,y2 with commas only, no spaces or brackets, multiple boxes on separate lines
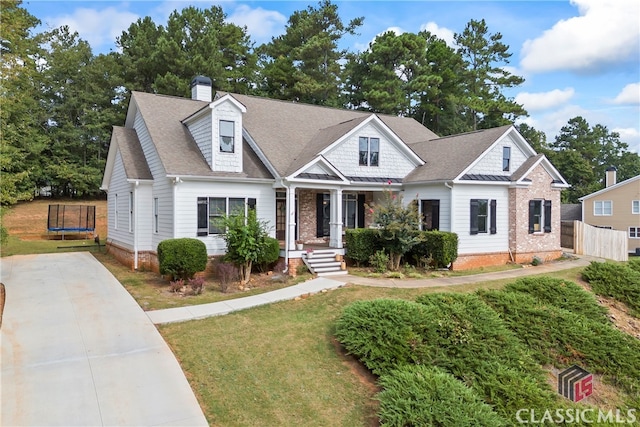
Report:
611,83,640,105
520,0,640,73
515,88,575,112
419,22,455,47
227,5,287,44
356,26,404,52
47,7,139,52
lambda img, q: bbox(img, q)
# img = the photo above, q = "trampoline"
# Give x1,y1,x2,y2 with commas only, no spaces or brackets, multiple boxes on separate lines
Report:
47,204,96,239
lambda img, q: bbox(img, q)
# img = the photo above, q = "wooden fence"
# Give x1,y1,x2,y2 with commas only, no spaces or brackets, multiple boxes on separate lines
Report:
573,220,628,262
561,221,575,249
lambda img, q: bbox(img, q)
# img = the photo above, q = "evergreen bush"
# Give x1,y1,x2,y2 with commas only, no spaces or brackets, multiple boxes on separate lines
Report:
377,365,507,427
255,236,280,272
344,228,381,266
582,261,640,317
157,238,208,280
408,231,458,268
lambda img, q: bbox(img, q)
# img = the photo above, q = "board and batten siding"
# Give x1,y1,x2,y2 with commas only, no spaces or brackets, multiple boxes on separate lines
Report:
325,123,417,179
107,151,134,249
404,184,452,232
186,113,213,169
452,184,510,255
467,135,529,176
132,112,175,248
173,180,276,255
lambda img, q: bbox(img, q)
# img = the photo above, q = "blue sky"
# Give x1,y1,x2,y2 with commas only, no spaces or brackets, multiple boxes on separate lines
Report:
24,0,640,152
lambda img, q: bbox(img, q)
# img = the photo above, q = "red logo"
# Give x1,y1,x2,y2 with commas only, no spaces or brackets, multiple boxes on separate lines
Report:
558,365,593,402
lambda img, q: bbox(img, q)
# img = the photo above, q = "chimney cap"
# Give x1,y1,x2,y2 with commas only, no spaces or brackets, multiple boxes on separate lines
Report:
190,75,212,88
606,166,617,172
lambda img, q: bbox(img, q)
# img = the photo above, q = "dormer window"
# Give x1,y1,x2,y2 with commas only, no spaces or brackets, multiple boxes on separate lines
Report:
220,120,235,153
359,137,379,166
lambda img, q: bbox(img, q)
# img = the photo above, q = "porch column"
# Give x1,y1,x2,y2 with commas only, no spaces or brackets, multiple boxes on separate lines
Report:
329,188,343,248
287,185,297,249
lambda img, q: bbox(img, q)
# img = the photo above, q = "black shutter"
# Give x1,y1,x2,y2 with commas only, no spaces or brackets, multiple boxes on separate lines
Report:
357,194,365,228
544,199,552,233
432,200,440,231
248,198,256,211
528,200,536,234
316,193,324,237
197,197,208,236
470,199,479,235
490,199,497,234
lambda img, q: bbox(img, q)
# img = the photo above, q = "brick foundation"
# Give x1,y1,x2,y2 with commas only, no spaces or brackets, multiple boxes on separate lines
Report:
452,252,512,270
106,241,158,272
511,250,563,265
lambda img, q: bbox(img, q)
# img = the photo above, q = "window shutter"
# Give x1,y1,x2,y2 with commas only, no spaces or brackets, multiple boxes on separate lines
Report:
544,200,552,233
528,200,536,234
248,198,256,211
490,199,497,234
470,199,479,235
197,198,208,236
316,193,324,237
357,194,365,228
432,200,440,231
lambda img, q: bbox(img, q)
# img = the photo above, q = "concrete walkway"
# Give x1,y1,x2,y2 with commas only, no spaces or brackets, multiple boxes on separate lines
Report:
147,253,598,325
1,252,208,427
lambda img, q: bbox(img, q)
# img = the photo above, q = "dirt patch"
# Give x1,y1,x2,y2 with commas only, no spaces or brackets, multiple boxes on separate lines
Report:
3,198,107,240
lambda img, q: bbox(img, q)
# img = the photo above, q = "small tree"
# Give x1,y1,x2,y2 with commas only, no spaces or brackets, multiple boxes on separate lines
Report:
368,188,421,271
218,208,271,284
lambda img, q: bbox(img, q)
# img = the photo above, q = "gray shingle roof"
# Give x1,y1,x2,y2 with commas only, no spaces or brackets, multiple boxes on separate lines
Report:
510,153,544,181
112,126,152,180
404,125,512,182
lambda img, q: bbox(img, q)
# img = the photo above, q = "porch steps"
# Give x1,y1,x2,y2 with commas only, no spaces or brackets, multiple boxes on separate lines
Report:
303,249,348,276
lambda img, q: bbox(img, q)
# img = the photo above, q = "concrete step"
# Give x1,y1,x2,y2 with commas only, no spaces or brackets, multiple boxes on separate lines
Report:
303,250,348,276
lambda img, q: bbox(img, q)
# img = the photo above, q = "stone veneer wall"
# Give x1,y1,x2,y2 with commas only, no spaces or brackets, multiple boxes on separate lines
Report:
508,163,562,264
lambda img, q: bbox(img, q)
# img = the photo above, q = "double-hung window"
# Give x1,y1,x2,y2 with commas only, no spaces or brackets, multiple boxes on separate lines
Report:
219,120,235,153
528,199,552,233
630,227,640,238
359,137,379,166
197,197,256,236
129,192,134,233
594,200,612,216
632,200,639,214
153,198,159,233
502,146,511,171
470,199,496,235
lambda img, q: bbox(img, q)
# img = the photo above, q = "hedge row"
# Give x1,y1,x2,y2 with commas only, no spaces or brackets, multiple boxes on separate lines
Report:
344,228,458,268
581,261,640,317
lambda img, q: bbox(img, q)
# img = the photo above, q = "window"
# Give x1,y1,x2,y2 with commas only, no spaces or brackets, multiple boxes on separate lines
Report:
153,198,159,233
630,227,640,238
359,137,379,166
197,197,256,236
470,199,496,235
219,120,234,153
502,146,511,172
343,194,357,229
528,199,552,233
421,200,440,231
633,200,639,214
594,200,612,216
129,192,134,232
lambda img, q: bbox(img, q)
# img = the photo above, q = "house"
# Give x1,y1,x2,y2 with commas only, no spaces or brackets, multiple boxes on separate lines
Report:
101,76,569,274
579,167,640,255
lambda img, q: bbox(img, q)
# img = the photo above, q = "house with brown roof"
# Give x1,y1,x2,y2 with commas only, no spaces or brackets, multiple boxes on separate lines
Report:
579,167,640,255
101,76,569,274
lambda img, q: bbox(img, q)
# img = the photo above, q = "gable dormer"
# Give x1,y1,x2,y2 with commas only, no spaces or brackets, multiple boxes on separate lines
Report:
464,127,536,178
183,83,246,173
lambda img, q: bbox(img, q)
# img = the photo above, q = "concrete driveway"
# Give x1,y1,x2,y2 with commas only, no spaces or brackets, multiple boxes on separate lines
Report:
1,252,208,426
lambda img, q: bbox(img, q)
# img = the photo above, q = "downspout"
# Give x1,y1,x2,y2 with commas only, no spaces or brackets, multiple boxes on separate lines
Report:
282,182,292,274
173,177,180,238
133,181,139,270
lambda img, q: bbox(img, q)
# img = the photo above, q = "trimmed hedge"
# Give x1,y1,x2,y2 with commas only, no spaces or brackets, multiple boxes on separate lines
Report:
255,236,280,272
158,238,208,280
582,261,640,317
344,228,381,266
408,230,458,268
377,365,507,427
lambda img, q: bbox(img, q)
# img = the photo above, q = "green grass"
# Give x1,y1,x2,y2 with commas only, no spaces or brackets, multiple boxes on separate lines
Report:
0,234,101,257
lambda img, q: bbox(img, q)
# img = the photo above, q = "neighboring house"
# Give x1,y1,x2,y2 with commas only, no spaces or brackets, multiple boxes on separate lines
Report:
579,167,640,255
101,76,569,273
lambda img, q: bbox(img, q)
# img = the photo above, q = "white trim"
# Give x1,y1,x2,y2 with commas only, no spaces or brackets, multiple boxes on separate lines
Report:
579,175,640,201
593,200,613,216
629,227,640,239
632,200,639,214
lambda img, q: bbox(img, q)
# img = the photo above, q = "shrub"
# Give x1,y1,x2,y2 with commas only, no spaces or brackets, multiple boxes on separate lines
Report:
158,238,208,280
296,263,309,275
188,277,205,295
503,277,609,324
369,250,389,273
377,365,507,427
169,279,185,293
582,261,640,316
531,255,542,266
255,237,280,272
408,231,458,269
628,258,640,273
344,228,381,266
216,262,239,293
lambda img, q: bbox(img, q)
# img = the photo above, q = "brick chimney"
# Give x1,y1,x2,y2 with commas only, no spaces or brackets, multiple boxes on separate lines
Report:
605,166,617,187
190,76,212,102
